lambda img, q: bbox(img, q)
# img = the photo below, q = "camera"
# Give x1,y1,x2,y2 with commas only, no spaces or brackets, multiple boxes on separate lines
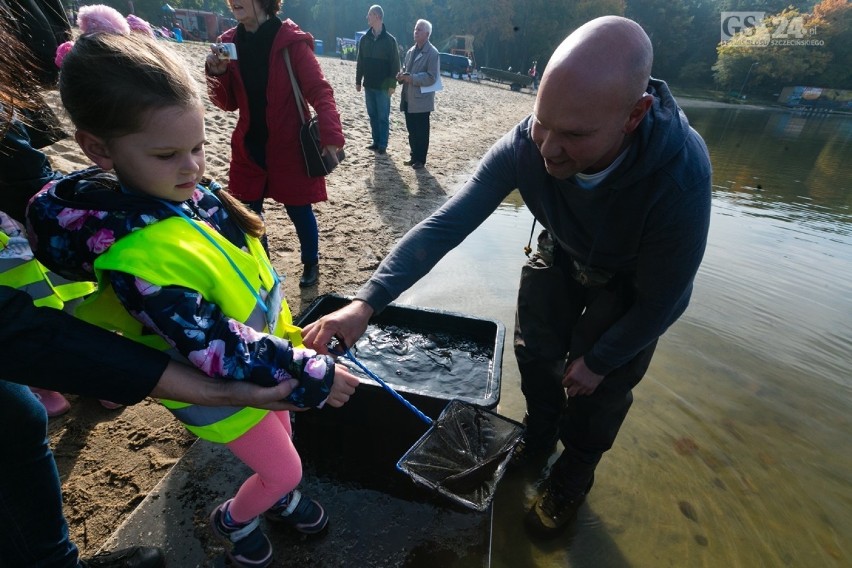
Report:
212,43,237,61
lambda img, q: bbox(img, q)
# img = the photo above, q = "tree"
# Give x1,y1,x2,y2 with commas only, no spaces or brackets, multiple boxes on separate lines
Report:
713,5,840,94
626,0,693,79
811,0,852,88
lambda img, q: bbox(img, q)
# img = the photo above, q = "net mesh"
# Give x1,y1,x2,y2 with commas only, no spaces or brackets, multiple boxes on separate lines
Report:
397,400,524,512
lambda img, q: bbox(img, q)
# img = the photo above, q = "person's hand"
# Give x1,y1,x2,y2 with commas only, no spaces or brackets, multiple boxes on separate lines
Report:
388,87,396,96
301,299,374,354
562,356,604,397
322,145,341,166
356,83,362,92
152,361,304,410
324,365,360,407
205,46,229,76
221,379,303,411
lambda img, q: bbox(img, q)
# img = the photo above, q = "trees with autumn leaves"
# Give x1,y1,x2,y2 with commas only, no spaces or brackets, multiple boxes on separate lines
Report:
714,0,851,94
85,0,850,93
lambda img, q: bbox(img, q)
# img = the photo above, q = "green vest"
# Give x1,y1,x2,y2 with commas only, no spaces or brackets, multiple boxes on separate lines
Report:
0,226,96,309
75,216,302,444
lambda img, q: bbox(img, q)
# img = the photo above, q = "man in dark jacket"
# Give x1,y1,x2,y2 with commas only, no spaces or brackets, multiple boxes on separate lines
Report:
304,16,712,540
355,4,400,154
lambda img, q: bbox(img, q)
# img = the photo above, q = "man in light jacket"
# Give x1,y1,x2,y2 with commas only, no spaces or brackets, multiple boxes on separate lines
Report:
396,19,439,170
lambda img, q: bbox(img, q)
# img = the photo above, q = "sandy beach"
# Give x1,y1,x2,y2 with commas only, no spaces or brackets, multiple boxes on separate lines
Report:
41,38,535,556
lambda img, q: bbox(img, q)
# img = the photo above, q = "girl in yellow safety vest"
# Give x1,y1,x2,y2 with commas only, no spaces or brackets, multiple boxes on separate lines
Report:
27,8,359,568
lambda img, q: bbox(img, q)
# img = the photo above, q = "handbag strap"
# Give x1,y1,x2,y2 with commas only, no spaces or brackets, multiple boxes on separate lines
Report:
283,48,308,126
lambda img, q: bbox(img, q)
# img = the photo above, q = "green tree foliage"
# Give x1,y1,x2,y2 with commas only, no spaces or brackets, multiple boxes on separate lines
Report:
811,0,852,88
80,0,848,91
713,1,848,94
626,0,693,79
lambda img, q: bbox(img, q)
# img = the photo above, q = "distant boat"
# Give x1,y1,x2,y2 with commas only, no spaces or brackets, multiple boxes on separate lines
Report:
478,67,534,91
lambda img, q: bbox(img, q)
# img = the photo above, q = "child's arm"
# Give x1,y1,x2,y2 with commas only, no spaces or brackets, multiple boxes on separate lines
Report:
109,271,336,408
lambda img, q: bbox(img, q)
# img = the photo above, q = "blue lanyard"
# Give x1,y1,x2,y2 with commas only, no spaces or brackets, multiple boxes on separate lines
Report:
157,199,278,313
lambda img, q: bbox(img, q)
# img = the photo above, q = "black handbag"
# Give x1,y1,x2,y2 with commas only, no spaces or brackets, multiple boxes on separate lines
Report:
284,49,344,177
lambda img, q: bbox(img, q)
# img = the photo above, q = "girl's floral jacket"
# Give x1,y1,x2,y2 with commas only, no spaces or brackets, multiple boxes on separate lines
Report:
26,167,334,407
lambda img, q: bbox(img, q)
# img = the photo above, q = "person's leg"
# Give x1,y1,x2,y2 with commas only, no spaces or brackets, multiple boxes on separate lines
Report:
284,205,319,266
285,204,320,287
0,380,78,567
421,111,431,164
364,89,379,147
513,246,583,460
410,112,430,164
375,88,391,150
526,276,657,536
404,111,415,161
226,411,302,522
222,411,327,534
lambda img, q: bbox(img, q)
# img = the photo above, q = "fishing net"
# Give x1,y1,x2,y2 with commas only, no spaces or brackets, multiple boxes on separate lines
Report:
397,399,525,512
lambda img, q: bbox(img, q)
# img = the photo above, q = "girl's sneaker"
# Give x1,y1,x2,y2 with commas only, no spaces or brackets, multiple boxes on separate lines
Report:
30,388,71,417
209,499,273,568
264,489,329,534
99,399,123,410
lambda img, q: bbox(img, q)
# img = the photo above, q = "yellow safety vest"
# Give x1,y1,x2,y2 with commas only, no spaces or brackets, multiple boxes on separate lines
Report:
0,223,95,309
75,216,303,443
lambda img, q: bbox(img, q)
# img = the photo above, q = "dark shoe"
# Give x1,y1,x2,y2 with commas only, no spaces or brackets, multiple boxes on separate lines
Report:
264,489,329,535
411,161,424,169
299,262,319,288
366,144,378,151
403,159,414,166
210,499,273,568
524,473,594,538
80,546,165,568
507,437,556,471
376,147,387,155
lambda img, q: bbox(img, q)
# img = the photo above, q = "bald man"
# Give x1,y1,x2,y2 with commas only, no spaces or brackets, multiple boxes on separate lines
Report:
304,16,711,538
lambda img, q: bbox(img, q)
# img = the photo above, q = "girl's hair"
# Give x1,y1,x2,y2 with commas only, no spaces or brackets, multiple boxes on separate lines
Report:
59,32,199,140
0,18,41,128
59,32,264,238
215,188,266,239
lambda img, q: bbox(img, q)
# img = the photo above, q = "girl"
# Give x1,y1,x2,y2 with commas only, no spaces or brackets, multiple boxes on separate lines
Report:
27,7,358,568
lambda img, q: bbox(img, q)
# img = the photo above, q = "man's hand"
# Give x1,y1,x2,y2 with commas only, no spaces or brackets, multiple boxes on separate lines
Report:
324,365,360,407
356,83,362,92
562,356,604,397
301,299,374,354
388,87,396,96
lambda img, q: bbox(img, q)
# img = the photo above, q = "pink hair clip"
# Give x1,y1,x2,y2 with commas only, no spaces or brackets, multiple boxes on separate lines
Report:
54,40,74,68
126,14,155,38
77,5,131,35
55,5,155,68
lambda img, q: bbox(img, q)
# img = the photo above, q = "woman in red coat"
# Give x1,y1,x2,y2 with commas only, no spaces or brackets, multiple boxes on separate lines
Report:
206,0,344,287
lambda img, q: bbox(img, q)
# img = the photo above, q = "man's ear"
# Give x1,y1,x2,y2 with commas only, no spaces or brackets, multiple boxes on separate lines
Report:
74,130,114,170
622,93,653,135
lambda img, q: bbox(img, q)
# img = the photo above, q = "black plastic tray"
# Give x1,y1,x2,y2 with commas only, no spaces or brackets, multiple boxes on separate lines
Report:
286,294,507,566
295,293,505,410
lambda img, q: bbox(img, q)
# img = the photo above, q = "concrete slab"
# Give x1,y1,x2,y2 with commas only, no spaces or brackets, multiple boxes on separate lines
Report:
102,410,494,567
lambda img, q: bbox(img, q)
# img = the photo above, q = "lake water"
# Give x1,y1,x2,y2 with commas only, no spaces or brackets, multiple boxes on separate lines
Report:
395,102,851,567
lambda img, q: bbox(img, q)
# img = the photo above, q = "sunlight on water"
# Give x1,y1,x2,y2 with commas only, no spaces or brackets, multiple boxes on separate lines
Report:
395,105,851,567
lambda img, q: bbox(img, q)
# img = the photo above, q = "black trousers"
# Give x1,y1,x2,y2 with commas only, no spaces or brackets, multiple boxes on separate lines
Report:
513,240,656,494
403,110,430,164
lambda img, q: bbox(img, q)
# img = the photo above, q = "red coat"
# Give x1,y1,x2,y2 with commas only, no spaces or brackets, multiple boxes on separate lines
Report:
208,20,344,205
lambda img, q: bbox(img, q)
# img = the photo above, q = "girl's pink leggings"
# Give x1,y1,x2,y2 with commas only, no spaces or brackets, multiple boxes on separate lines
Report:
225,410,301,523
